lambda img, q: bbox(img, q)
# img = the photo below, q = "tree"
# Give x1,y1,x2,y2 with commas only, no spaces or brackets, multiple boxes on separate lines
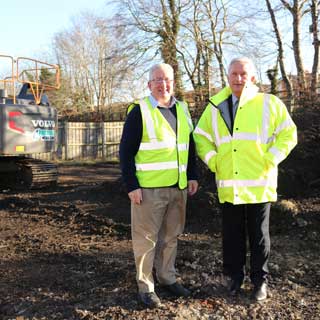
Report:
203,0,228,87
310,0,320,100
280,0,310,94
177,0,211,106
113,0,192,99
177,0,245,107
265,0,293,109
47,0,319,116
52,12,136,115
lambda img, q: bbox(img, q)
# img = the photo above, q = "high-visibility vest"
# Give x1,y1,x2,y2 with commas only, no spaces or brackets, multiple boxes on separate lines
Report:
193,84,297,204
135,97,193,189
126,100,139,115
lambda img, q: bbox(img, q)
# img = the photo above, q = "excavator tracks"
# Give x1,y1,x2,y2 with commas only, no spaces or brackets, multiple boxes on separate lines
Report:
17,158,58,189
0,157,58,190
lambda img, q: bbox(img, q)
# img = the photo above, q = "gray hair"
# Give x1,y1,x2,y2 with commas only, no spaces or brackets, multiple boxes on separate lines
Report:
228,57,256,76
148,63,174,81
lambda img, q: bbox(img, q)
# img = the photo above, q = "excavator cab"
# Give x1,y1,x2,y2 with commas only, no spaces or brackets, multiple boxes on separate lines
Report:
0,55,60,189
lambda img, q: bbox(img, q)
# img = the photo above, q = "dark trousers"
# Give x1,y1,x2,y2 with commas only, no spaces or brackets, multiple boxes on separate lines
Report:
222,202,271,286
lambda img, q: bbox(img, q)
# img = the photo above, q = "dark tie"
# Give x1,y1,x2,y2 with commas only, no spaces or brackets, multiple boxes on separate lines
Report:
228,96,235,133
233,100,239,119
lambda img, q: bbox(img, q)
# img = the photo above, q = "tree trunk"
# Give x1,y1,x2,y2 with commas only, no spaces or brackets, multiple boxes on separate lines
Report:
204,0,227,87
160,0,184,99
310,0,319,102
266,0,294,111
281,0,307,99
292,1,306,95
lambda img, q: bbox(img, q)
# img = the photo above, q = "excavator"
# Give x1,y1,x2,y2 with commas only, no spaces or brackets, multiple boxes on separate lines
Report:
0,55,60,189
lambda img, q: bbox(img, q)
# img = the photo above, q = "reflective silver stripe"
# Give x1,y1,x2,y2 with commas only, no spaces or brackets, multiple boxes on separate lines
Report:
261,94,271,144
274,118,294,135
194,126,213,142
269,146,285,162
205,150,216,165
139,140,176,150
179,101,193,131
220,136,232,144
140,142,187,151
219,133,259,145
179,164,187,172
136,161,178,171
233,132,259,141
140,99,156,140
217,179,272,188
212,107,221,146
267,118,295,144
178,143,188,151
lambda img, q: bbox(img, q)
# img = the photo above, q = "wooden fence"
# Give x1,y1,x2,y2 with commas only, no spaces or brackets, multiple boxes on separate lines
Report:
33,121,124,161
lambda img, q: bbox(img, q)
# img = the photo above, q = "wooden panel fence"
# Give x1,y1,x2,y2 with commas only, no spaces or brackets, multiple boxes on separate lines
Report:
33,121,124,161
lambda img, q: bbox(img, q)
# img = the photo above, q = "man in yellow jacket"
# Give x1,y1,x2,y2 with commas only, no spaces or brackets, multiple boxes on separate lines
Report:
193,57,297,301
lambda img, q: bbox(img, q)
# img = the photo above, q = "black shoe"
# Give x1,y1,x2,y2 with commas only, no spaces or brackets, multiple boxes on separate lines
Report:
163,282,191,297
229,280,242,296
139,292,161,308
252,282,268,301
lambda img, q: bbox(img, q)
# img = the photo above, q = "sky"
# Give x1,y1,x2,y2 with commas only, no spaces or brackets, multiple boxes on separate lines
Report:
0,1,314,83
0,0,108,59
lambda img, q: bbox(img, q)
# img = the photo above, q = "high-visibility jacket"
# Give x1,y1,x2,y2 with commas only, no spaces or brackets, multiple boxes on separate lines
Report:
193,84,297,204
134,97,193,189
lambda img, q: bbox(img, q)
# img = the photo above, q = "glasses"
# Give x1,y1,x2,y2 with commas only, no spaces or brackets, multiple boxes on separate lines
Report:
151,78,174,84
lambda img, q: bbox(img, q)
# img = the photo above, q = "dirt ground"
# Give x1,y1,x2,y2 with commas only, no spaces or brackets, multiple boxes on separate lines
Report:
0,106,320,320
0,161,319,320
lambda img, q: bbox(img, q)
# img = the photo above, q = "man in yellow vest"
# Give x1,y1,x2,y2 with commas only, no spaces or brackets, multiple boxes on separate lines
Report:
193,57,297,301
120,63,198,308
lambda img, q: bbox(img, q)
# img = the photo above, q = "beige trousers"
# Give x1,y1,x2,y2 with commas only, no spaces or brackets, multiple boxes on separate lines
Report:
131,187,187,293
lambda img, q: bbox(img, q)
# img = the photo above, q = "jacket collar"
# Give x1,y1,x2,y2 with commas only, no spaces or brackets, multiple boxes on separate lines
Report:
210,83,259,107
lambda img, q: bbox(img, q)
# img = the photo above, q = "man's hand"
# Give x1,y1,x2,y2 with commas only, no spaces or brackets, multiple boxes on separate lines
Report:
128,188,143,204
188,180,198,196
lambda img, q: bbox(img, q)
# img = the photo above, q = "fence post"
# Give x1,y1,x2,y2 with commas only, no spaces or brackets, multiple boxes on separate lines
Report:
101,122,105,160
64,121,69,160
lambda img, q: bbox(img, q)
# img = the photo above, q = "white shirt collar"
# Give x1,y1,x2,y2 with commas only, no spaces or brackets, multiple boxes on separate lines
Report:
149,95,176,109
